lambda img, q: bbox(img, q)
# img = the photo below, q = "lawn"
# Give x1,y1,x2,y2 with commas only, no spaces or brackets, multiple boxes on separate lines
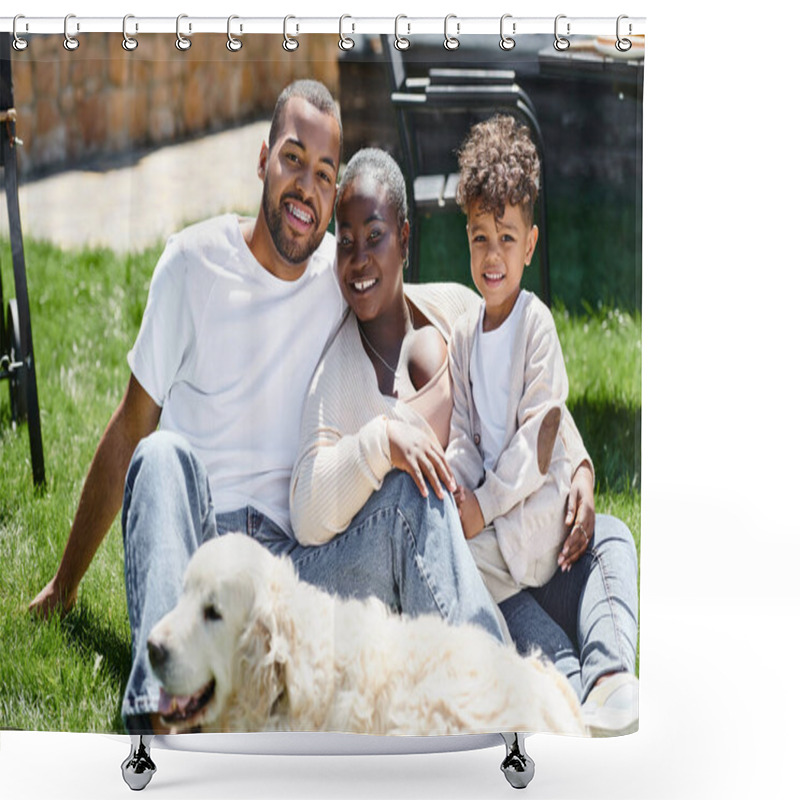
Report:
0,194,640,731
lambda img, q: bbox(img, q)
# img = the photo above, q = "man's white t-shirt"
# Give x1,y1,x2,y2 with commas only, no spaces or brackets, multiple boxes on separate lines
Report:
128,214,346,535
469,291,527,472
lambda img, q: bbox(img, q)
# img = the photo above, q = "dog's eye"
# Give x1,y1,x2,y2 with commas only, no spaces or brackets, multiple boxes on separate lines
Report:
203,604,222,622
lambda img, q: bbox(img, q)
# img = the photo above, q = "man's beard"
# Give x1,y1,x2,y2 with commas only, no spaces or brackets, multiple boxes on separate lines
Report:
262,180,326,266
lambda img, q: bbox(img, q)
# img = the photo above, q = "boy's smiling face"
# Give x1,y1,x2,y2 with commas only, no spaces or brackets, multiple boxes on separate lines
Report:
466,200,538,331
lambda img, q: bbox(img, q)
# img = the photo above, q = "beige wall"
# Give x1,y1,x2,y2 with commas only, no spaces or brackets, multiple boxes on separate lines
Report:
10,33,340,176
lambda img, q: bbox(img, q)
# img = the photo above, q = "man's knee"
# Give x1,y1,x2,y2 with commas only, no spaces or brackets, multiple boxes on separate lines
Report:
123,432,208,536
130,431,192,473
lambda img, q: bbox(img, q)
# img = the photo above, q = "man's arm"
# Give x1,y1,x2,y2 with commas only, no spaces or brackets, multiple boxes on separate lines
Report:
29,374,161,619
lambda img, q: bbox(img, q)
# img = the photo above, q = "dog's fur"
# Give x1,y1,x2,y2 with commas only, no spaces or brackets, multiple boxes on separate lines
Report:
148,533,586,736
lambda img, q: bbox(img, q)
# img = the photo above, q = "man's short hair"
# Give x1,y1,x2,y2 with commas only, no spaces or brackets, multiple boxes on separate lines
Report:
456,115,540,227
268,80,343,161
336,148,408,234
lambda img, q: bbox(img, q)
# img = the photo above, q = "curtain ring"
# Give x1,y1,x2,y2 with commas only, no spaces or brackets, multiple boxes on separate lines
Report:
63,14,79,51
283,15,299,51
12,15,28,51
338,15,355,51
122,14,138,51
499,14,515,51
616,15,632,52
444,14,460,51
227,15,243,51
176,14,192,51
394,15,410,51
553,14,570,52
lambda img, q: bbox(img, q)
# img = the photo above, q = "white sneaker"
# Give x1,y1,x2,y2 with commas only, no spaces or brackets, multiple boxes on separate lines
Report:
581,672,639,737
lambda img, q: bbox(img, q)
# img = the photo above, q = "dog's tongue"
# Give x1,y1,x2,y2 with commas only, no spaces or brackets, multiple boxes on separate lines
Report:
158,688,193,718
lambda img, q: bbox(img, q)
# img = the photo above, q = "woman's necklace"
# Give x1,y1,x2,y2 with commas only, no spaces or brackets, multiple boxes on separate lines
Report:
358,298,415,377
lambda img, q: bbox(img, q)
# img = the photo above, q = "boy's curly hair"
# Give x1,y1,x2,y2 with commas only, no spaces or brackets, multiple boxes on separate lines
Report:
456,115,540,227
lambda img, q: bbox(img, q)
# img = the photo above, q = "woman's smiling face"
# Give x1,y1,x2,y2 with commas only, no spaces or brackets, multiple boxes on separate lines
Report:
335,175,409,322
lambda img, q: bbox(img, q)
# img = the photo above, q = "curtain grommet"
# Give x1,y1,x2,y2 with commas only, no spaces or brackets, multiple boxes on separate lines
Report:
63,13,79,51
283,15,299,52
554,14,570,52
444,14,460,51
227,15,243,51
12,15,29,51
176,14,192,51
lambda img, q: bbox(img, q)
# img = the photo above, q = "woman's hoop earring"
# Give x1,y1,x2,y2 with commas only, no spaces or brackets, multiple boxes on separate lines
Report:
12,15,28,51
122,14,138,51
499,14,515,51
63,14,79,51
616,15,632,52
227,15,243,51
176,14,191,51
554,14,570,51
339,15,355,51
444,14,460,51
283,16,299,51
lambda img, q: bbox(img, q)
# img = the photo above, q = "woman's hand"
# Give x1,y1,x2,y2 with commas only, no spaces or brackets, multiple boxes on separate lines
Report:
558,460,596,572
387,420,456,500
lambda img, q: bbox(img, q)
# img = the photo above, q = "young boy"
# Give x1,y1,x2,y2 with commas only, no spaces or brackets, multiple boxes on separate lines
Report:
446,115,577,604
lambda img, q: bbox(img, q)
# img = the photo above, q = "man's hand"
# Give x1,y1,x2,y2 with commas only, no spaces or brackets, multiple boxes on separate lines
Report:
28,576,77,620
387,420,456,500
454,486,485,540
558,460,596,571
28,374,160,622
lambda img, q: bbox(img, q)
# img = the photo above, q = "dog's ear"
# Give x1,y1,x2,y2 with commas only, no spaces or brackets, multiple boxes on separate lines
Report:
236,609,290,722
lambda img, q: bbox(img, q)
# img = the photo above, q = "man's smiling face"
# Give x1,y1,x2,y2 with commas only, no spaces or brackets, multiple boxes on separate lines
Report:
259,97,340,276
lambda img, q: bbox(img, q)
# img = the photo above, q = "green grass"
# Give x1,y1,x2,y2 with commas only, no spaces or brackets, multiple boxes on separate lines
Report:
0,228,640,732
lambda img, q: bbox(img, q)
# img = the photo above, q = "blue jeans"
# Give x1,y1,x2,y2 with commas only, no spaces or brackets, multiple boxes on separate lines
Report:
498,514,639,703
121,431,505,733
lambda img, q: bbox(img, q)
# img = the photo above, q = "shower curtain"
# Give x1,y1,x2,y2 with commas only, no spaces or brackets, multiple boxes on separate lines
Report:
0,25,642,741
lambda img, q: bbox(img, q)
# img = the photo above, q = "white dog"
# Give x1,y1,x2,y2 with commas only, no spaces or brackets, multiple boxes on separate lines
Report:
147,533,586,737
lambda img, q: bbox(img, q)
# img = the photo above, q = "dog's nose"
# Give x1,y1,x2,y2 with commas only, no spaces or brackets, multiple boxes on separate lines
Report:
147,638,169,670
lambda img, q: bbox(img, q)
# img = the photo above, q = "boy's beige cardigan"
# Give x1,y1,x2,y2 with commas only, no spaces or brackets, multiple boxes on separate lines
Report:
447,291,587,590
290,283,592,554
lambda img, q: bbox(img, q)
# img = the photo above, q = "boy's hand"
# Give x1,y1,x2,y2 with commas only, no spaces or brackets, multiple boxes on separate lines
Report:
455,487,485,540
559,460,595,571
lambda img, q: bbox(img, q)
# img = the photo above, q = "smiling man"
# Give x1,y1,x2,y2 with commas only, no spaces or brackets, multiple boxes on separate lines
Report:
29,80,505,737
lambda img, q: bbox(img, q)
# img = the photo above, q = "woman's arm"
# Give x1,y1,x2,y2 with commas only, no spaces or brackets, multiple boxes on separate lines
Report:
290,411,392,546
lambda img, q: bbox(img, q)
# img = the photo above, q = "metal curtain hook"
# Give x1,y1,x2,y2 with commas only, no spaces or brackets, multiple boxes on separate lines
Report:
339,15,355,51
63,14,79,51
616,15,632,51
499,14,515,51
444,14,460,51
394,15,410,50
122,14,138,51
12,15,28,51
227,15,243,51
283,16,299,51
554,14,570,51
176,14,192,51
